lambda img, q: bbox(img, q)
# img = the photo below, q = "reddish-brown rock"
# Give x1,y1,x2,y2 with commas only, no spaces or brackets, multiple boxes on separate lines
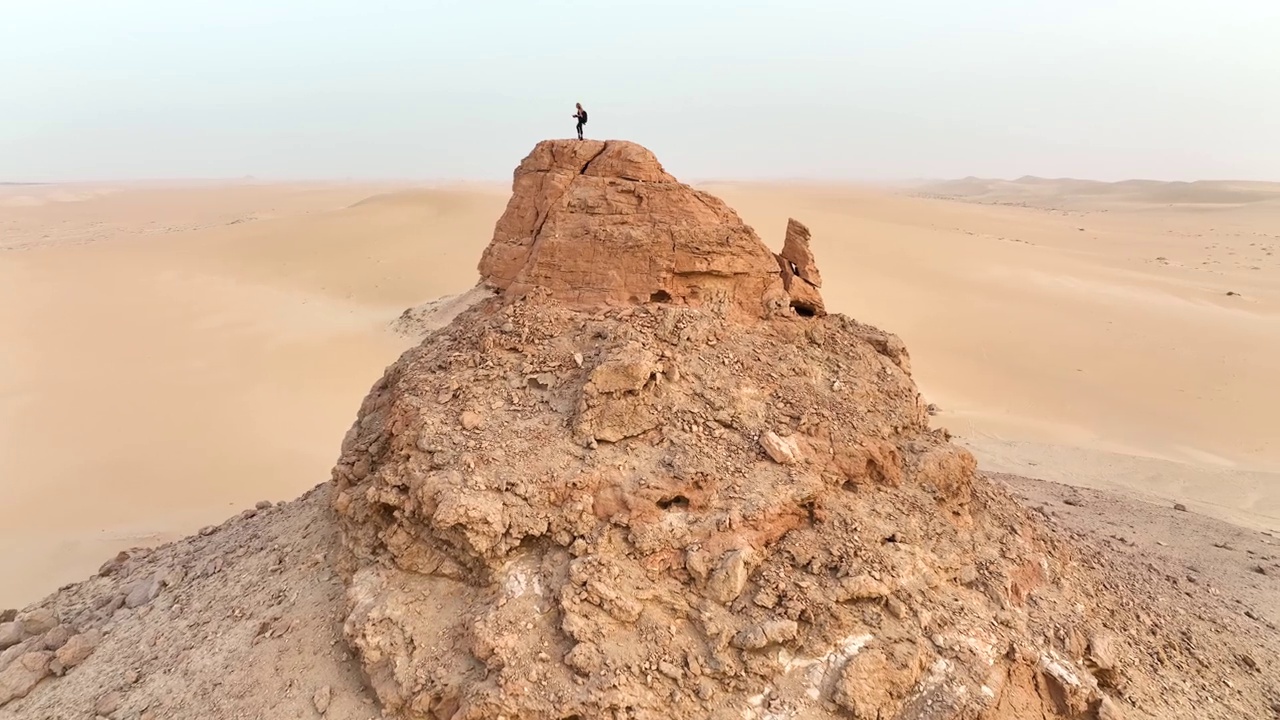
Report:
776,217,826,315
780,217,823,287
477,139,787,318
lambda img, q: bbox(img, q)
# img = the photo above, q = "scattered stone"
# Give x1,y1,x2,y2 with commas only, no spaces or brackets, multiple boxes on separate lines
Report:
1064,497,1085,507
460,411,483,431
761,619,798,644
18,608,56,635
564,642,604,676
1174,503,1188,512
838,575,891,601
255,500,273,510
95,689,122,717
55,629,102,669
1098,694,1125,720
125,575,164,608
585,348,660,394
753,588,779,609
732,619,798,650
706,550,750,604
313,684,332,714
1226,291,1240,296
0,623,21,651
1087,632,1119,678
41,624,72,651
760,431,801,465
198,525,217,537
0,650,52,706
102,594,126,615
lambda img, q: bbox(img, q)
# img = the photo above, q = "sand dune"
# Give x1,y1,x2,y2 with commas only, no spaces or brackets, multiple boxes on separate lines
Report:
908,175,1280,208
3,176,1279,607
0,183,505,605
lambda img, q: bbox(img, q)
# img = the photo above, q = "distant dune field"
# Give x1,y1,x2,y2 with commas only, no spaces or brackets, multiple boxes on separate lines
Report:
2,176,1278,606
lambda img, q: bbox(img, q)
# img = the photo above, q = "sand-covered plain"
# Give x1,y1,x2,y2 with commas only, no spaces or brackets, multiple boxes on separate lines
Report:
2,175,1278,606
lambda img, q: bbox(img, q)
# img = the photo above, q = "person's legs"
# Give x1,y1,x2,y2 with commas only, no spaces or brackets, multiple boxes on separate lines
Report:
576,121,584,140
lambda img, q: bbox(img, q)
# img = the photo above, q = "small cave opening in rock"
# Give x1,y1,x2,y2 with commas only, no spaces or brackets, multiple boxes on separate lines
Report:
657,494,690,510
791,300,818,317
649,289,672,303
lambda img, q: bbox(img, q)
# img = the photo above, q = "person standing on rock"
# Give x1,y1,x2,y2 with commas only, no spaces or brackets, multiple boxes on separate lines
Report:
573,103,588,140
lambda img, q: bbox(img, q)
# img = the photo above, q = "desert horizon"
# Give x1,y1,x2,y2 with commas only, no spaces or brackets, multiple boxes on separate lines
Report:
6,0,1279,713
3,167,1278,608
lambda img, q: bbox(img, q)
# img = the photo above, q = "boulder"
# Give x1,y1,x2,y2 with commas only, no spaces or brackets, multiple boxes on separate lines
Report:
54,629,102,669
478,139,786,319
0,650,52,707
17,608,56,636
0,623,21,652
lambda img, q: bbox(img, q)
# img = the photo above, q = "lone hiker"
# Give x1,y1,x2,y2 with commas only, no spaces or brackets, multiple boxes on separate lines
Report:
573,103,588,140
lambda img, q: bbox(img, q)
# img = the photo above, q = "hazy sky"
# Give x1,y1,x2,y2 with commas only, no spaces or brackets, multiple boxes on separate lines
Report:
3,0,1278,182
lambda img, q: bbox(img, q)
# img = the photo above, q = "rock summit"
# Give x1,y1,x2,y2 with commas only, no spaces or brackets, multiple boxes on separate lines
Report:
478,140,816,319
330,140,1133,719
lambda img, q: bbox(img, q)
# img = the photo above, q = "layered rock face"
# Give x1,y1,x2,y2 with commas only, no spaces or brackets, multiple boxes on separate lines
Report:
477,140,791,319
331,141,1127,720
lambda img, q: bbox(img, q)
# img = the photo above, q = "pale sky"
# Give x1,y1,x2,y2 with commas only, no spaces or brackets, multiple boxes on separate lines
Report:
2,0,1278,182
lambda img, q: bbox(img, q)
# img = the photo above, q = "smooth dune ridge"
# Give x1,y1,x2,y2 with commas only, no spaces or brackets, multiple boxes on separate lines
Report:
2,176,1278,606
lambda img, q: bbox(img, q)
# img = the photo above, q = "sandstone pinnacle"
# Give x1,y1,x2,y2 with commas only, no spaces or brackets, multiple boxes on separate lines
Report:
477,139,804,319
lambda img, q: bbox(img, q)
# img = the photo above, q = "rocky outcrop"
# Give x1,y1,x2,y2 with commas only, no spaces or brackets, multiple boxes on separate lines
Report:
477,139,788,319
329,141,1131,720
776,218,826,316
2,139,1277,720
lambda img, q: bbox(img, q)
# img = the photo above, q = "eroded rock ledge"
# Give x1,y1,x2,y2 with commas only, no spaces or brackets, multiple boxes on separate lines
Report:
477,139,826,319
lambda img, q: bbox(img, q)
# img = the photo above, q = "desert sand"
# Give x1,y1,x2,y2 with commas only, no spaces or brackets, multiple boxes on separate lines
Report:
2,173,1279,611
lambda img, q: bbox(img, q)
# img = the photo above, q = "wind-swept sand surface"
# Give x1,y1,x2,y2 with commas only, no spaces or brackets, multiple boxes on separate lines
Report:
2,176,1278,606
0,182,507,606
711,180,1280,530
